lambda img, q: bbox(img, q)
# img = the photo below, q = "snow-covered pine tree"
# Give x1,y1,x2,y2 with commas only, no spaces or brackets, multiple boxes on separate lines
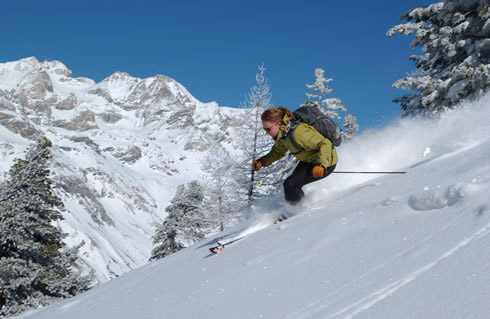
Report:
387,0,490,116
201,145,238,231
149,215,183,261
150,181,205,261
303,68,347,119
0,136,91,318
342,114,360,141
236,65,277,202
303,68,359,138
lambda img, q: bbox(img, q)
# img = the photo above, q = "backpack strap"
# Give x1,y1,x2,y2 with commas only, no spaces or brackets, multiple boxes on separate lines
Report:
282,121,314,155
281,121,295,139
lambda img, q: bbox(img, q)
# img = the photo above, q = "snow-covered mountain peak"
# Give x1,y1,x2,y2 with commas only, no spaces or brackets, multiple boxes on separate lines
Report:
0,57,72,91
9,56,40,72
98,71,140,101
0,56,233,132
102,71,134,82
39,59,72,78
0,57,40,91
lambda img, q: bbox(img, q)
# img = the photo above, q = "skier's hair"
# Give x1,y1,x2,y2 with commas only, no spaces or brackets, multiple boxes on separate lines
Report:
261,107,295,123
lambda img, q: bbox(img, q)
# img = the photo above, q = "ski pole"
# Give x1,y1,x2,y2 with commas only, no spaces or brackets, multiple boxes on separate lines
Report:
332,171,407,174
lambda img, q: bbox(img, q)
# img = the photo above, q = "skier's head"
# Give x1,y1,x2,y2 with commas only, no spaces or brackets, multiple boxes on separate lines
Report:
261,106,295,138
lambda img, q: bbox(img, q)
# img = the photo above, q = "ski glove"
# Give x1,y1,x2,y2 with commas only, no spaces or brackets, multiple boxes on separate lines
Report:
312,165,325,178
252,157,267,171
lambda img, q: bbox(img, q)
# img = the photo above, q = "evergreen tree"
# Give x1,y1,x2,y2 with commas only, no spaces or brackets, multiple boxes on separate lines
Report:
303,67,359,138
342,114,360,141
387,0,490,116
236,65,277,202
0,137,91,317
150,181,205,261
303,68,347,119
201,145,238,232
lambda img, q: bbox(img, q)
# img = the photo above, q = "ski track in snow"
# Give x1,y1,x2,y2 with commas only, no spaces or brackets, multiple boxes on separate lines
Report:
289,221,490,319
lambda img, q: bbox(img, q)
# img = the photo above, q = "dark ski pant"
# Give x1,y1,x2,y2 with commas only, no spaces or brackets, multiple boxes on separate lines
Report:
283,162,336,204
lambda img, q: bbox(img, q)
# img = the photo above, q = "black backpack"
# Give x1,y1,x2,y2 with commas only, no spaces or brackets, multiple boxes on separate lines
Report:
282,105,342,153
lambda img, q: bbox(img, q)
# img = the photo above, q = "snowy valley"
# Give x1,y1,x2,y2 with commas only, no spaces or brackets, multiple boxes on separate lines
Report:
13,89,490,318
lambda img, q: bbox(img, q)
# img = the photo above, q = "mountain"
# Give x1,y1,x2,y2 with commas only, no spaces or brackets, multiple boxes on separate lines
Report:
0,57,244,283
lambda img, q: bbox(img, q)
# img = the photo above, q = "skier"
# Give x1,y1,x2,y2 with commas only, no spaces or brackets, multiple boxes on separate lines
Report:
253,106,338,205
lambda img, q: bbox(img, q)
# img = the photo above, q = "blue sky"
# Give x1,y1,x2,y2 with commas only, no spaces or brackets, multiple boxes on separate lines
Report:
1,0,435,130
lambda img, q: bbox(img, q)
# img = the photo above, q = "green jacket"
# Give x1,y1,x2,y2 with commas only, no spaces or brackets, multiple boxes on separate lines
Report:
263,114,338,168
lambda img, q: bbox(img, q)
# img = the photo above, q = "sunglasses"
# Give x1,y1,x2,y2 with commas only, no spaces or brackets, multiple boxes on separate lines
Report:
263,125,274,133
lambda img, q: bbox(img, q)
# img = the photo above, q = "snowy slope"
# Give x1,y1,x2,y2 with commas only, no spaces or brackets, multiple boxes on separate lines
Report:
16,94,490,318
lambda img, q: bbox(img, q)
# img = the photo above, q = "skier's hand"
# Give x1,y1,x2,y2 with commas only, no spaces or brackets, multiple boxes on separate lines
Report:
252,157,267,171
312,165,325,178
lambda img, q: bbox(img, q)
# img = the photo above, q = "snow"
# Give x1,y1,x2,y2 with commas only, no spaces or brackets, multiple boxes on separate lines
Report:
98,72,140,101
0,57,40,91
15,92,490,318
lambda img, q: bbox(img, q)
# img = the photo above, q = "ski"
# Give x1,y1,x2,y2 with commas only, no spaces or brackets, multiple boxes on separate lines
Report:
274,213,289,224
208,213,289,254
209,236,247,254
209,245,225,254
